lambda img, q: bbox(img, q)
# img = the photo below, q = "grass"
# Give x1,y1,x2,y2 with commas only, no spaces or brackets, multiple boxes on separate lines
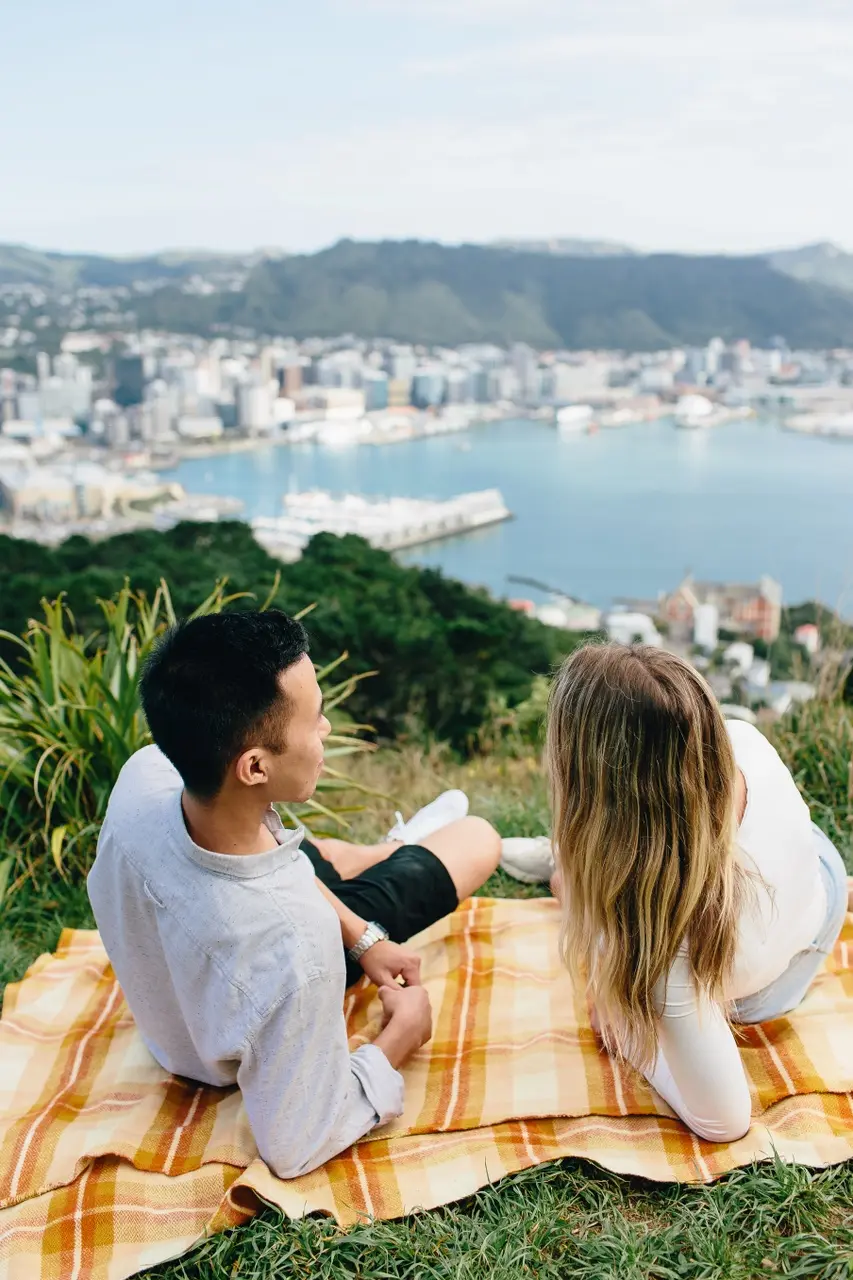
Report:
3,736,853,1279
134,1159,853,1280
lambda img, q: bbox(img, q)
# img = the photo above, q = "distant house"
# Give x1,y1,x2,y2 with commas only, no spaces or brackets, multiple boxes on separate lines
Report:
605,610,662,647
661,575,782,644
793,623,821,655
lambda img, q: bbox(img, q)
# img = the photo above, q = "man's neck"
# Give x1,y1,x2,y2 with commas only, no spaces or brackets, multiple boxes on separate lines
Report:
181,787,279,857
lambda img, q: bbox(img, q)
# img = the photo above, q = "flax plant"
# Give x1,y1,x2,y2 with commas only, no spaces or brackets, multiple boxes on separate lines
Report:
0,581,378,901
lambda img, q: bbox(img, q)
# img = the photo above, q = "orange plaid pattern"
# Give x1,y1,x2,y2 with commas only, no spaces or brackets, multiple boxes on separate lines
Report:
2,897,853,1280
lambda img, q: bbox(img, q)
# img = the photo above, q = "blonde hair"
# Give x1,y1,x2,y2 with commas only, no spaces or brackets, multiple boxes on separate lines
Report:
547,642,746,1069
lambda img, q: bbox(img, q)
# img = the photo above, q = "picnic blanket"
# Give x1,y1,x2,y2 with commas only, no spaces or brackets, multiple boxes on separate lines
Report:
2,896,853,1280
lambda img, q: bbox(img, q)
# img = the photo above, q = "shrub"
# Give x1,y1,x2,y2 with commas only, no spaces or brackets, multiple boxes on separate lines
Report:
0,581,376,901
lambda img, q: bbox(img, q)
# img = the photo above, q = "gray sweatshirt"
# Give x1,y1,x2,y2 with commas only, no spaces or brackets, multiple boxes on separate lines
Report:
87,746,404,1178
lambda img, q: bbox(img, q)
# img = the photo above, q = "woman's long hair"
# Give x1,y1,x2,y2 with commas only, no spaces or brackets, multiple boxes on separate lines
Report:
547,642,746,1069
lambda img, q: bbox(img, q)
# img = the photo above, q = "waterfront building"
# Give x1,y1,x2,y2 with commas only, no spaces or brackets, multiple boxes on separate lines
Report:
552,359,611,404
445,368,472,404
662,575,782,644
411,367,446,409
238,380,275,431
177,416,224,441
471,367,491,403
272,396,296,425
363,371,389,412
387,378,411,408
385,346,417,387
693,602,719,651
605,611,662,647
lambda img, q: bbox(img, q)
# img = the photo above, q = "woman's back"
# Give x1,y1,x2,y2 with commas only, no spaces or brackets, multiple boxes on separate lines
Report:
727,720,826,998
546,643,846,1144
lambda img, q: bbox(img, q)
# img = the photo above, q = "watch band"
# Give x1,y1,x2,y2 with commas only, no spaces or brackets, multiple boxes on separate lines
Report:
347,921,389,963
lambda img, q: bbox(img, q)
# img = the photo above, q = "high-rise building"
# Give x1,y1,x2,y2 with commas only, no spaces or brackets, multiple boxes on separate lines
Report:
445,369,472,403
282,363,303,397
237,380,274,432
411,367,446,409
471,368,491,403
510,343,538,404
114,355,145,407
386,346,417,384
363,371,389,412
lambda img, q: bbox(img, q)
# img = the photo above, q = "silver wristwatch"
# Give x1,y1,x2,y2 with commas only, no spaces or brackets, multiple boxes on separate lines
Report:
348,921,389,963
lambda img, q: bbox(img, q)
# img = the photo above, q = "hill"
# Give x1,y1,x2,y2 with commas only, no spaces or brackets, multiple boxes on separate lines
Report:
6,237,853,348
765,242,853,296
134,238,853,349
491,237,636,257
0,243,254,289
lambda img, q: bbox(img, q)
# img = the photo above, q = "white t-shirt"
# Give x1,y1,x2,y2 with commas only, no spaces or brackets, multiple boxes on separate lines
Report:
640,721,826,1142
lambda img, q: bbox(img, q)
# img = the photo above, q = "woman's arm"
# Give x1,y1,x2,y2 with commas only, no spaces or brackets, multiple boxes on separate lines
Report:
641,952,752,1143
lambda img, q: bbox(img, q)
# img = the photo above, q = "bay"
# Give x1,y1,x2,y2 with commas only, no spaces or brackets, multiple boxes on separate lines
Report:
164,416,853,614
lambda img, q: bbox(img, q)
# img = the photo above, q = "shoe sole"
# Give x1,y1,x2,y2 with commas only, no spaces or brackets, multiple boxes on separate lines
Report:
499,859,551,885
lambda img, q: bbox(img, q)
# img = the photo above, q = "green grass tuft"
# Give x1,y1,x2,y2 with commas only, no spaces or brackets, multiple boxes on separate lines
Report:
137,1157,853,1280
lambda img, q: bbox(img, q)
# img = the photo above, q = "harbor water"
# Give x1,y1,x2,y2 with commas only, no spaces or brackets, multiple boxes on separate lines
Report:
163,416,853,613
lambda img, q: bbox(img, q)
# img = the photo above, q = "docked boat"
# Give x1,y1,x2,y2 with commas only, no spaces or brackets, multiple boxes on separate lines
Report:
555,404,594,436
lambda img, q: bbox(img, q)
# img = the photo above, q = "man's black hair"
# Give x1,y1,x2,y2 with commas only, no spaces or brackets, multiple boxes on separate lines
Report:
139,609,309,798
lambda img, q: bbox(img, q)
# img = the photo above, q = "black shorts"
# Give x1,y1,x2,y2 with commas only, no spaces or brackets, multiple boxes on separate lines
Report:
301,839,459,986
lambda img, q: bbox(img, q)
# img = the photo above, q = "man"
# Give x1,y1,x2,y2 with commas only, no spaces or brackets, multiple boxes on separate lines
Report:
87,610,501,1179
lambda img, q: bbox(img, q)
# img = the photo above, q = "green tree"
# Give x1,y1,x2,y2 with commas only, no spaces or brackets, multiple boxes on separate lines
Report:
0,525,570,750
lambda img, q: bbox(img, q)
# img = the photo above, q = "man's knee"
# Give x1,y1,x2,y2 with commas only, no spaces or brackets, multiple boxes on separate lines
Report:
459,815,501,869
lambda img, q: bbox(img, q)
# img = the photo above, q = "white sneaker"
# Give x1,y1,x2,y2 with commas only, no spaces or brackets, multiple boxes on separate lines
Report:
500,837,555,884
386,790,469,844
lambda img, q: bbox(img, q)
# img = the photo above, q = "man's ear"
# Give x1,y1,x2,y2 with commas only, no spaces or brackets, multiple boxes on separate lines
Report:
233,747,270,788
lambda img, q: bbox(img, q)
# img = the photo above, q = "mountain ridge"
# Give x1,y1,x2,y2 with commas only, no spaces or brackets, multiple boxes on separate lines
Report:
5,237,853,350
133,238,853,350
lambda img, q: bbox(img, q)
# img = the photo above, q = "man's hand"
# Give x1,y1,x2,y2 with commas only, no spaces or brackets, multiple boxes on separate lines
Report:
373,983,433,1069
359,939,422,988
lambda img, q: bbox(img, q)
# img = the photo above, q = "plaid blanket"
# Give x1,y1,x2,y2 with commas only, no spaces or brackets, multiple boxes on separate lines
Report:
2,896,853,1280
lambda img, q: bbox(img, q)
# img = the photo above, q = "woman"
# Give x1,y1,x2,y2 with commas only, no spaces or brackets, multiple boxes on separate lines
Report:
538,643,848,1142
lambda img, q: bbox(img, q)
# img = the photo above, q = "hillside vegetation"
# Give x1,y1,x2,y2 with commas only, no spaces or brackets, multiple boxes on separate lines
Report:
6,237,853,349
134,240,853,349
0,523,575,750
0,243,250,288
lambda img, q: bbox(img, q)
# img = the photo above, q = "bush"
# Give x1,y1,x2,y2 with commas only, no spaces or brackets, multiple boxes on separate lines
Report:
0,525,571,750
0,581,376,901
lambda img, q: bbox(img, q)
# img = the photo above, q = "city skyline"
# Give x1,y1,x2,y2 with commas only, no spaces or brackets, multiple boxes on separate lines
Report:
2,0,852,258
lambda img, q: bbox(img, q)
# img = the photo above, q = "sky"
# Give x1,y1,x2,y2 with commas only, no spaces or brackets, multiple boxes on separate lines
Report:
2,0,852,257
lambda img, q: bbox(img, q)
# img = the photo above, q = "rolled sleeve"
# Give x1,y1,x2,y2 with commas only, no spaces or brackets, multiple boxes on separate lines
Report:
238,972,405,1180
350,1043,405,1127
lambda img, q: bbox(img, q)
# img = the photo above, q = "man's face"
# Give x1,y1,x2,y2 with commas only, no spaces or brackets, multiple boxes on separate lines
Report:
265,654,332,804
